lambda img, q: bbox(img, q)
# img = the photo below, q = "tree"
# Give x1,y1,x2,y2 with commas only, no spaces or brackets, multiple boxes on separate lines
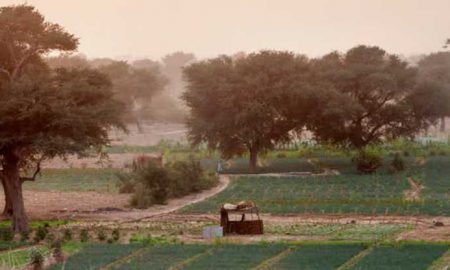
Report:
415,52,450,132
98,60,167,130
183,51,313,172
0,5,125,232
307,46,426,150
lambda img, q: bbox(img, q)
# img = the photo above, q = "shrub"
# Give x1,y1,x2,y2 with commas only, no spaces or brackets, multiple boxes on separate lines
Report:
112,228,120,242
116,172,136,194
63,228,72,242
0,228,14,241
126,158,218,209
51,239,64,263
20,230,30,242
390,153,405,173
34,226,48,243
29,248,44,270
353,148,383,174
168,159,218,197
79,229,89,242
130,162,171,208
97,229,106,241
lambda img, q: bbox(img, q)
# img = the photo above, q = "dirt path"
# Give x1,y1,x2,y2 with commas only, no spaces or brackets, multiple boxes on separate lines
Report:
0,175,230,221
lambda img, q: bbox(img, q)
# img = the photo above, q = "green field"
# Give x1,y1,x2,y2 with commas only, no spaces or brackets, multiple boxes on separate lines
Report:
350,243,450,270
268,243,365,270
48,243,143,270
181,157,450,216
24,168,120,193
44,242,450,270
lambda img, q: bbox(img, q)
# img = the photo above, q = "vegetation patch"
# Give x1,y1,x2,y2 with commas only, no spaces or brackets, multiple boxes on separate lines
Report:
350,243,450,270
181,157,450,216
267,243,366,270
26,168,120,193
112,244,209,270
183,244,287,270
48,243,143,270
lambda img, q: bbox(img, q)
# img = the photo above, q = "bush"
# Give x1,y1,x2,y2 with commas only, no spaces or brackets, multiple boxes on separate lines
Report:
353,148,383,174
116,172,136,194
112,229,120,242
63,228,72,242
79,229,89,242
20,230,30,242
28,248,44,270
126,158,218,209
0,228,14,241
131,162,171,208
97,229,106,241
34,226,48,243
390,153,405,173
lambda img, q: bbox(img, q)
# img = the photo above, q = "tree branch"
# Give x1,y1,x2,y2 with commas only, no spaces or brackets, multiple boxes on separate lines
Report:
20,160,42,183
0,68,11,80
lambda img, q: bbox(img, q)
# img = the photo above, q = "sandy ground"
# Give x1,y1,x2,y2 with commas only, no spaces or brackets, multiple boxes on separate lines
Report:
42,123,187,169
109,123,187,146
0,175,230,221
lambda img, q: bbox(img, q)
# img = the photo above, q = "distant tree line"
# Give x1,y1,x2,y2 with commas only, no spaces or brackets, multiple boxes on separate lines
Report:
183,47,450,172
47,51,196,127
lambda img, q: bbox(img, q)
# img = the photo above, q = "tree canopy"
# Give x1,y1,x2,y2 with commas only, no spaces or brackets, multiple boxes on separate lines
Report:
183,51,314,171
0,5,125,232
307,45,425,149
413,52,450,131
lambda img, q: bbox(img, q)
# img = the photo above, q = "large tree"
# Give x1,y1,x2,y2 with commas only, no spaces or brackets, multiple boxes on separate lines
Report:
183,51,313,172
414,52,450,132
307,46,426,149
0,5,125,232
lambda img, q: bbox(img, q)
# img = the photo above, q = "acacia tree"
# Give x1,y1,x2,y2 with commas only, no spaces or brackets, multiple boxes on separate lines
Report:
307,46,427,152
415,52,450,132
0,5,125,232
183,51,313,172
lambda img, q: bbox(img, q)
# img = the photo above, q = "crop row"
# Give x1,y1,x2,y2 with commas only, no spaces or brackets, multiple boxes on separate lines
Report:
52,242,449,270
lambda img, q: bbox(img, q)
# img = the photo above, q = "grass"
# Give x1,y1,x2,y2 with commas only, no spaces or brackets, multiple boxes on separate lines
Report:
350,243,450,270
112,244,209,270
48,243,143,270
181,157,450,216
267,243,366,270
0,241,31,252
0,220,70,230
24,168,120,193
0,245,48,269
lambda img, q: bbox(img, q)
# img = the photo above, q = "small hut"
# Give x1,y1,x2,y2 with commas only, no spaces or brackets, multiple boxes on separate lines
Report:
220,201,263,235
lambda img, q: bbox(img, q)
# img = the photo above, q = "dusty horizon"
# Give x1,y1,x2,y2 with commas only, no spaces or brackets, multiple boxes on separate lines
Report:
3,0,450,61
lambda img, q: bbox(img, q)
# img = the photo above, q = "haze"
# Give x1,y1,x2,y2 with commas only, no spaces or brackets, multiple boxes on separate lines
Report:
4,0,450,60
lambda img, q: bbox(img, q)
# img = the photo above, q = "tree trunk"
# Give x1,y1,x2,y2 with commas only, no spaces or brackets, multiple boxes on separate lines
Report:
2,152,28,232
1,177,13,217
440,117,446,132
249,148,258,174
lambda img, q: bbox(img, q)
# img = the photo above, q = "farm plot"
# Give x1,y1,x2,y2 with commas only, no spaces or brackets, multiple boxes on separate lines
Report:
183,244,287,270
350,243,450,270
266,224,410,241
181,157,450,216
48,243,143,270
25,168,120,193
112,244,209,269
267,243,366,270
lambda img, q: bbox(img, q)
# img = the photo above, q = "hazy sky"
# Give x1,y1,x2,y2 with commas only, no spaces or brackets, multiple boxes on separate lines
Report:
3,0,450,60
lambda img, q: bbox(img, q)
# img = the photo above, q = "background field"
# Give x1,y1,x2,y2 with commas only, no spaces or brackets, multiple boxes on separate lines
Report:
181,157,450,216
